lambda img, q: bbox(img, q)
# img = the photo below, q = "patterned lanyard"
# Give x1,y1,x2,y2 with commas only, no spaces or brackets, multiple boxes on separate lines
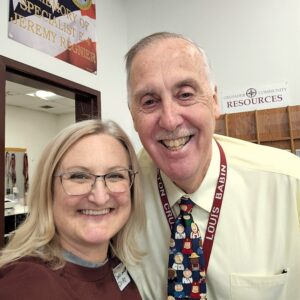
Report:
157,141,227,271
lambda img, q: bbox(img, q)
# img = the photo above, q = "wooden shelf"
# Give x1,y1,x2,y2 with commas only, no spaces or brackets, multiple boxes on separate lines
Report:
215,105,300,154
227,111,257,141
259,137,291,142
289,106,300,138
256,107,290,142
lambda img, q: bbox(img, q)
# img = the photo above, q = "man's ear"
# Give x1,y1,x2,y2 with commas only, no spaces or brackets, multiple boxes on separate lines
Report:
212,85,221,119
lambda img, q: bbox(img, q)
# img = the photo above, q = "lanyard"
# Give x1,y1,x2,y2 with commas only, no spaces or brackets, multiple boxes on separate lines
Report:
157,141,227,272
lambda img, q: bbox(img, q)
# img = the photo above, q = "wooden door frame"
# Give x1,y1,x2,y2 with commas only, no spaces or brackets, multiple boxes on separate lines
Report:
0,55,101,247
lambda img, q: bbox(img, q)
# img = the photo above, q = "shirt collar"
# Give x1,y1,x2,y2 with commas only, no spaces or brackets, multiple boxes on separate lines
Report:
160,139,221,212
63,250,108,268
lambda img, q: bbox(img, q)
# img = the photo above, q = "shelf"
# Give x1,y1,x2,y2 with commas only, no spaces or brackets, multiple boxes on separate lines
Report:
4,204,28,217
259,137,291,142
289,106,300,138
215,105,300,154
227,111,257,141
215,115,227,136
260,140,291,150
294,139,300,149
256,107,290,142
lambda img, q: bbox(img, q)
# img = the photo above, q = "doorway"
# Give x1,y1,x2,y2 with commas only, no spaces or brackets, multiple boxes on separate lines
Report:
0,55,101,247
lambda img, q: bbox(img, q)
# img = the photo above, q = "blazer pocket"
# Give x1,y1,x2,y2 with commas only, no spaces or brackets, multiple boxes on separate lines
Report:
230,272,288,300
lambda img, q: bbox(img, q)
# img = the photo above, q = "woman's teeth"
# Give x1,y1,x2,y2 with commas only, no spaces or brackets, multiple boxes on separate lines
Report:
80,208,111,216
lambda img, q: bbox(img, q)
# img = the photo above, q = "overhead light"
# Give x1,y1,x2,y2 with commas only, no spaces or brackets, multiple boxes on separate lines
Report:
26,90,57,100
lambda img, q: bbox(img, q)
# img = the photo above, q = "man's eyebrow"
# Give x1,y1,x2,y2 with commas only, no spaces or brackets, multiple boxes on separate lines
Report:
174,78,208,94
133,88,156,100
174,78,198,89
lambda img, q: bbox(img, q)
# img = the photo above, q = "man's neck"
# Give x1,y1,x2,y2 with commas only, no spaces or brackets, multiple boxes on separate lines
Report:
174,152,212,194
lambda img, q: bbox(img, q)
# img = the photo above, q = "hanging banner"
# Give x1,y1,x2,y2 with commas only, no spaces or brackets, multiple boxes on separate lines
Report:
220,83,289,114
8,0,97,74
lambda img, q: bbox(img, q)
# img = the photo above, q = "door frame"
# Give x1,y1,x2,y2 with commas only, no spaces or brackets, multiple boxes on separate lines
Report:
0,55,101,247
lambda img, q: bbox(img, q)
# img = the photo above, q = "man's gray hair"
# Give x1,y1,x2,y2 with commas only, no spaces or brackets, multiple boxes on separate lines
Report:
125,31,215,103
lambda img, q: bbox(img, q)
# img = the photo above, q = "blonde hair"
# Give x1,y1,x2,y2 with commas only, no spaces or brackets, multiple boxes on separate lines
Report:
0,119,145,268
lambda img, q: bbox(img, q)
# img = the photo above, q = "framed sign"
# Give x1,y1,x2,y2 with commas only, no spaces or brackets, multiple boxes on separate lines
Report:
8,0,97,74
220,83,289,114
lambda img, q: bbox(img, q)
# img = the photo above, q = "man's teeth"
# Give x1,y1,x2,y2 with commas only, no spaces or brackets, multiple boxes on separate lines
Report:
162,136,190,150
80,209,111,216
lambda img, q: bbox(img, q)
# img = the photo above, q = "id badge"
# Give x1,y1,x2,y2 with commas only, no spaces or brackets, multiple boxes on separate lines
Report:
112,262,131,291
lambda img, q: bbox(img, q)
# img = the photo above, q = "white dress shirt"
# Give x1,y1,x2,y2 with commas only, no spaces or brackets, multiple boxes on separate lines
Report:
126,135,300,300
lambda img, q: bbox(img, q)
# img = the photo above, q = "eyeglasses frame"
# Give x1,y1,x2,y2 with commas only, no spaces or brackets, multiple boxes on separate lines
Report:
54,168,138,195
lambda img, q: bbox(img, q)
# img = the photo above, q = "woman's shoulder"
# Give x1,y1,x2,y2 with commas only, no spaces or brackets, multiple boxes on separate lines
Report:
0,256,48,277
0,257,70,299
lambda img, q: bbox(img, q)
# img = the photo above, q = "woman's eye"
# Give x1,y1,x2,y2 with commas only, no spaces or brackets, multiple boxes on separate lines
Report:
68,172,90,181
106,172,126,181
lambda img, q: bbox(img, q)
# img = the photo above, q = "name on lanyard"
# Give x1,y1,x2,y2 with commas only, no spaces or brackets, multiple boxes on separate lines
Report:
206,163,227,241
157,171,175,226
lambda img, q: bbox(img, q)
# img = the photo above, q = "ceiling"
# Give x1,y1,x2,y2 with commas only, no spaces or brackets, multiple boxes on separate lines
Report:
5,80,75,115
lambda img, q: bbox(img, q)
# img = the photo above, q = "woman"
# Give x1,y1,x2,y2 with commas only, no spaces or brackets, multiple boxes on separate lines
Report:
0,119,144,299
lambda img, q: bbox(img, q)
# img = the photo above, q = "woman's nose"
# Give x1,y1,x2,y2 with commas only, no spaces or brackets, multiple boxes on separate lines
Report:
88,179,110,203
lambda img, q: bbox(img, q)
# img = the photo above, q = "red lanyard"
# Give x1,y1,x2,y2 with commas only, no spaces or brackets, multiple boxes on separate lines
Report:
157,141,227,272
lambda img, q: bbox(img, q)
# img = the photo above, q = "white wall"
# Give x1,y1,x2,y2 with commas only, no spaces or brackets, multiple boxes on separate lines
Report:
5,106,74,180
1,0,300,153
0,0,134,140
95,1,132,136
125,0,300,108
57,113,75,131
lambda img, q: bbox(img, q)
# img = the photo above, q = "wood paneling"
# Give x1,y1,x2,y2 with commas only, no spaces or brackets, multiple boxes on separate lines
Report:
215,105,300,154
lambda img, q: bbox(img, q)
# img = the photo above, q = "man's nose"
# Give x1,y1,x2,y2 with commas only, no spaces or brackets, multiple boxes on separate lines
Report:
158,97,183,131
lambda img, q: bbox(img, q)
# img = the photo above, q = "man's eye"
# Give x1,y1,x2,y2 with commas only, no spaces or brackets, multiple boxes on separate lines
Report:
139,97,160,112
144,99,156,105
177,90,199,106
142,98,158,106
180,92,193,99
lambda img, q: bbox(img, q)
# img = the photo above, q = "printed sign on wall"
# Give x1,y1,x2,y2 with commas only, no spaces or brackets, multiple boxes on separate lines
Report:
220,83,289,114
8,0,97,74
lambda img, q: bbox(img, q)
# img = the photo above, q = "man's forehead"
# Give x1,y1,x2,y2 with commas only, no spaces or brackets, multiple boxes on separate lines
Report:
130,43,205,82
133,38,200,61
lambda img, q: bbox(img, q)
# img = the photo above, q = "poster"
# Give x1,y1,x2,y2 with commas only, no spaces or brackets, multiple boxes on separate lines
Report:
220,83,289,114
8,0,97,74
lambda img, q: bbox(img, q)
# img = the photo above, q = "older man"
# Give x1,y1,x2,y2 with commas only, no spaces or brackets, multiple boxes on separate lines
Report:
125,32,300,300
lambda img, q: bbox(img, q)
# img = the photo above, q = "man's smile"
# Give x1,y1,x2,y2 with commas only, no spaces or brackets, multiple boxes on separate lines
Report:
159,135,193,151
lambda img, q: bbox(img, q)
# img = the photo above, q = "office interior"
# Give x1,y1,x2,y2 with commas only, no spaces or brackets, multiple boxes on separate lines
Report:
0,0,299,245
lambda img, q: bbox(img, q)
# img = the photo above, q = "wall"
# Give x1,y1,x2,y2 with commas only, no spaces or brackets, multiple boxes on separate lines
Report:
5,105,74,180
1,0,299,151
0,0,134,141
93,1,131,137
125,0,300,109
57,113,75,131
